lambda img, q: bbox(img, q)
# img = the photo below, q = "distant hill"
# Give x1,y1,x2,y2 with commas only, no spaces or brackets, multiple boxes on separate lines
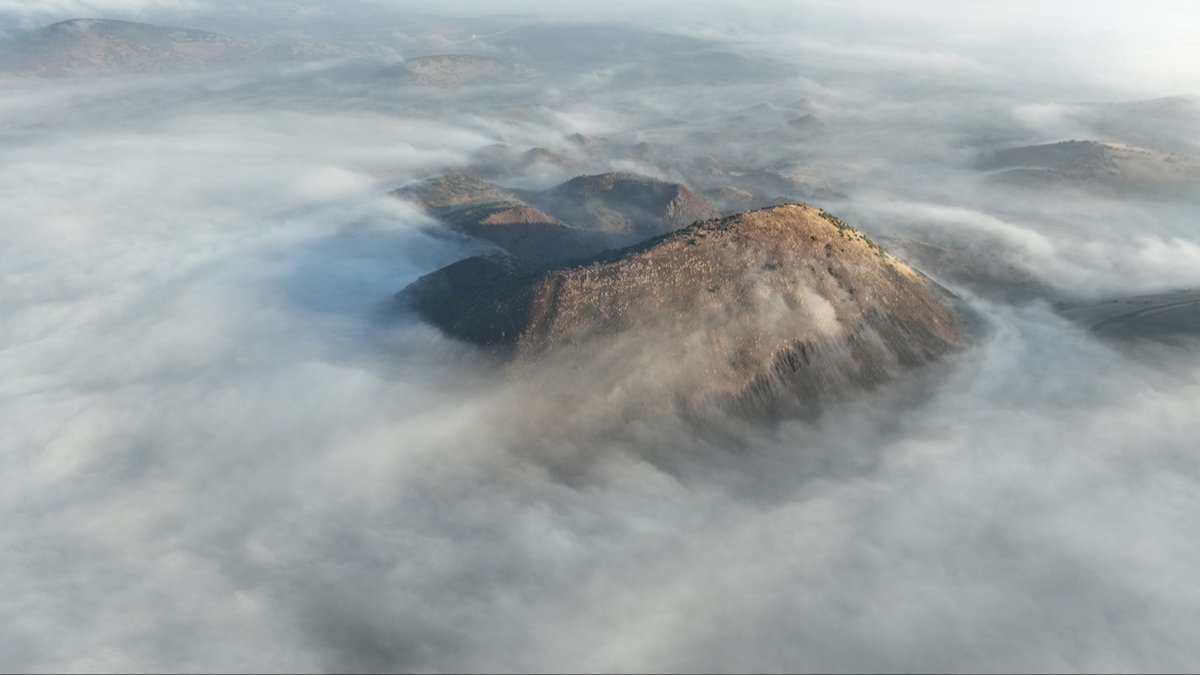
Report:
465,145,583,182
393,174,523,212
1059,289,1200,343
0,19,339,76
530,172,721,239
978,140,1200,197
438,201,612,263
1081,97,1200,155
882,235,1059,304
393,172,721,264
378,54,541,87
400,204,965,417
456,130,841,211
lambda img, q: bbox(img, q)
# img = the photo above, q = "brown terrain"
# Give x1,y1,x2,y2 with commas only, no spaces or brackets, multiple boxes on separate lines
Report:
378,54,541,87
0,19,338,76
979,140,1200,197
456,125,842,211
439,202,612,263
531,172,722,238
465,145,583,181
401,204,965,417
393,174,522,212
394,172,721,264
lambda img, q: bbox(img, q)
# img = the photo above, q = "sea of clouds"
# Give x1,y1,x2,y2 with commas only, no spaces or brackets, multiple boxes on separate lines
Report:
2,1,1200,671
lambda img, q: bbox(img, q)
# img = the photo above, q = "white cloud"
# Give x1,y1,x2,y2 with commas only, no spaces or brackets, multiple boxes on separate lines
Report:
2,4,1200,671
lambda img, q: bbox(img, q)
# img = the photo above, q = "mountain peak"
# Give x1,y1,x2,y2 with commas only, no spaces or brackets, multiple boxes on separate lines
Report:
400,204,964,417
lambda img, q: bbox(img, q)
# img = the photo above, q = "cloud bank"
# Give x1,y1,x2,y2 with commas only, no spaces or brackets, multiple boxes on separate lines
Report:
1,2,1199,671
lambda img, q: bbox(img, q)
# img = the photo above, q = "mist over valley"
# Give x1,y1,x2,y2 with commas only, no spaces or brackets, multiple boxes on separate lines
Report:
2,1,1200,671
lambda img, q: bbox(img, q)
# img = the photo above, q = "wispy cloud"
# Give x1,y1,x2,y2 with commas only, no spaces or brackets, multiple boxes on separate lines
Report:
2,3,1199,671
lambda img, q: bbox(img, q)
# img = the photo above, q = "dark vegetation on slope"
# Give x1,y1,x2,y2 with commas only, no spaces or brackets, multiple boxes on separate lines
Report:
393,171,721,265
399,204,966,417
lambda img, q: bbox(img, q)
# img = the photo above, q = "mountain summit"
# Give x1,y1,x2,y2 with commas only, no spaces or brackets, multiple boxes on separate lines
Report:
401,204,964,417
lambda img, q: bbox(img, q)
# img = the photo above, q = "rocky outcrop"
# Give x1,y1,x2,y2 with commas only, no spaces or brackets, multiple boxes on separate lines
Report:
400,204,965,417
391,174,522,212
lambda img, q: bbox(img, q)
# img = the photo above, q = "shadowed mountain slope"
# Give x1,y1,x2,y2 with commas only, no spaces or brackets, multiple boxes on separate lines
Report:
438,201,613,263
394,172,721,264
531,172,722,238
400,204,965,416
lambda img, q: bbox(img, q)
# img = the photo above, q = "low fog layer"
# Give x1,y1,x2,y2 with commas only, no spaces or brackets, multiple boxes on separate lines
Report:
2,2,1199,671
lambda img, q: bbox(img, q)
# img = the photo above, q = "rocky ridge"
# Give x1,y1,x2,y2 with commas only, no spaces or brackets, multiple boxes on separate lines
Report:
401,204,965,416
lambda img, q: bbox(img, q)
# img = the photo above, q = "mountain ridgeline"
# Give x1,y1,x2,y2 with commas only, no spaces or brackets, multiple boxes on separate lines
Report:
398,191,965,418
393,172,722,264
978,140,1200,198
0,18,343,76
